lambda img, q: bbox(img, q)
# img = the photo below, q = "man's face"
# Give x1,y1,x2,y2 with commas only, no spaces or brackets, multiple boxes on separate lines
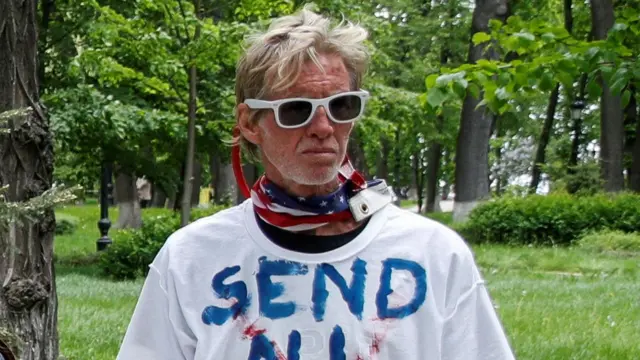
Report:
245,53,354,189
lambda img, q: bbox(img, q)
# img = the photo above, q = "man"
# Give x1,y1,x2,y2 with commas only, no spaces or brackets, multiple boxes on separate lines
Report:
117,8,515,360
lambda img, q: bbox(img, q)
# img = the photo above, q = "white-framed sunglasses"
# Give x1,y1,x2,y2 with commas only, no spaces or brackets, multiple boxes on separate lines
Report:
244,90,370,129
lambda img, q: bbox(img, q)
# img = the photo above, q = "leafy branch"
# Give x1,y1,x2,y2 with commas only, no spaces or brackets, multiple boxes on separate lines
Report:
0,185,80,230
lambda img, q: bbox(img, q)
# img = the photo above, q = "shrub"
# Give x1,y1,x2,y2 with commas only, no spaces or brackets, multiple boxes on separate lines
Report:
55,213,78,235
461,193,640,246
99,205,227,279
578,230,640,253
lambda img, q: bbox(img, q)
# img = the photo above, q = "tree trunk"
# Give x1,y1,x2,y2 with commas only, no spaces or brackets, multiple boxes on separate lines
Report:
426,42,449,213
623,84,636,186
530,84,560,193
190,160,202,206
210,150,236,204
453,0,510,222
114,171,141,229
425,141,442,213
38,0,55,95
590,0,625,192
236,164,258,204
568,74,588,172
180,0,201,226
151,184,167,207
412,151,425,213
0,0,58,359
628,88,640,192
347,128,370,176
180,64,197,225
376,136,390,180
531,0,574,193
491,116,504,195
393,127,402,189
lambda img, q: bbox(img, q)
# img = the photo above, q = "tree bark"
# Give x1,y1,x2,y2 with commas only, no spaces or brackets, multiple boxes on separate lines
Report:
347,128,370,176
393,127,402,189
412,151,425,213
236,164,258,204
210,150,236,204
151,184,167,207
375,136,390,180
590,0,625,192
180,0,201,226
530,0,573,193
623,84,635,184
568,74,588,172
453,0,510,222
38,0,55,95
190,159,202,206
0,1,58,359
628,87,640,192
114,170,141,229
425,141,442,213
426,40,449,213
530,84,560,193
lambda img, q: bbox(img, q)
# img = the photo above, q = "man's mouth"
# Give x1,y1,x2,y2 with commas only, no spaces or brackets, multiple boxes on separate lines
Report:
301,148,336,154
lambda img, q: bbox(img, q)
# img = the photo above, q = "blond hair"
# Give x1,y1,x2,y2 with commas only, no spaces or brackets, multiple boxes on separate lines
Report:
234,7,370,161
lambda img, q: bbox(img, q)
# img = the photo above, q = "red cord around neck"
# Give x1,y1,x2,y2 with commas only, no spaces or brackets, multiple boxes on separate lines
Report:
232,127,251,199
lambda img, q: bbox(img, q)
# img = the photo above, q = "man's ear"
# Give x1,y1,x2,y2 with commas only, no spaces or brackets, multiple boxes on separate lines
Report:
237,103,261,145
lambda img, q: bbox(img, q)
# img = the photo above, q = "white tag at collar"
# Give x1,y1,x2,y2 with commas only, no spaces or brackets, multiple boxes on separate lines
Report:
348,182,393,222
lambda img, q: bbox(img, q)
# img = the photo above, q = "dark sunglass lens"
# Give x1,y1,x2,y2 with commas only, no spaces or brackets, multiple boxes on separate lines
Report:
279,101,312,127
329,95,362,121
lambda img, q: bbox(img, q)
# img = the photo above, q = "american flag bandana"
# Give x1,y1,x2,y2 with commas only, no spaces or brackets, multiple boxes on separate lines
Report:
251,159,389,231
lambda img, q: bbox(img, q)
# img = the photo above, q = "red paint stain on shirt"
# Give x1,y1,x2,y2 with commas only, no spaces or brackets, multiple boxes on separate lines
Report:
272,341,287,360
370,332,385,355
242,323,266,339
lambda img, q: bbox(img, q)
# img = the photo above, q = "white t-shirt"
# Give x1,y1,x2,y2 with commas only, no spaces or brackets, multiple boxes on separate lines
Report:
117,201,515,360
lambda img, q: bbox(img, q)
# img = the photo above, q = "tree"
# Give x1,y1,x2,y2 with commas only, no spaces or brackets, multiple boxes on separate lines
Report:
453,0,510,222
0,0,58,359
180,0,202,226
628,87,640,191
590,0,625,192
529,0,574,194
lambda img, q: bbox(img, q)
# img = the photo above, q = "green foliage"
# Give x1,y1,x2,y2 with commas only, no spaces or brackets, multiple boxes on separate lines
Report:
55,213,79,236
425,9,640,116
44,0,250,192
0,185,79,231
578,230,640,253
99,214,180,279
99,205,227,279
459,193,640,246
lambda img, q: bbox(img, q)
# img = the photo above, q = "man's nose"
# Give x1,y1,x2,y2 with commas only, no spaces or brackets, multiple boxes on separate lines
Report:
305,106,334,139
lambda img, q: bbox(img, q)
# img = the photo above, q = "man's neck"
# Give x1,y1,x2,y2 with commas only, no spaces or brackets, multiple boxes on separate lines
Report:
269,177,342,198
264,174,365,236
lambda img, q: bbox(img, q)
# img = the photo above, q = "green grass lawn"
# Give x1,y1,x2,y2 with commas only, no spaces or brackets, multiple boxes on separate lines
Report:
54,205,640,360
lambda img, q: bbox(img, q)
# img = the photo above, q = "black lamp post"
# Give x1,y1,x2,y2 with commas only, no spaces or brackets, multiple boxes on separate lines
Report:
97,161,113,251
570,98,586,121
568,98,586,176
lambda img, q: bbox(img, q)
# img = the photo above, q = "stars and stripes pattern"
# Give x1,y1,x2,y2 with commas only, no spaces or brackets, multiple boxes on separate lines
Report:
251,159,384,231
